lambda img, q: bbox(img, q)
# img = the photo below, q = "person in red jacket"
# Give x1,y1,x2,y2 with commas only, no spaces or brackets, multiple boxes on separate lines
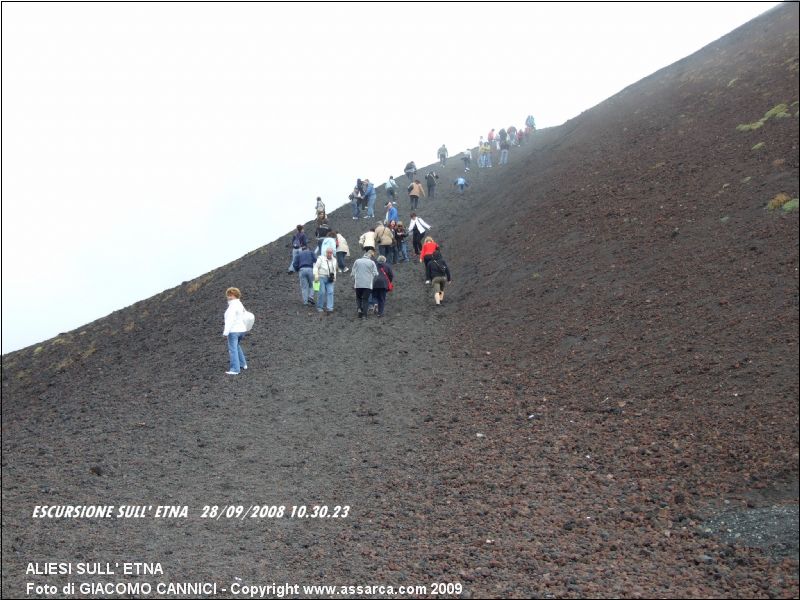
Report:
419,236,439,263
419,236,439,284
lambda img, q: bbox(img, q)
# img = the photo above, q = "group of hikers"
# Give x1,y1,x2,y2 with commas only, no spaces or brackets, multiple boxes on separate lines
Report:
284,206,450,319
222,117,535,374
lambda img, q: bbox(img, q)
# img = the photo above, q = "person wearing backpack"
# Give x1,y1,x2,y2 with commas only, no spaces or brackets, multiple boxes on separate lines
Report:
222,287,249,374
425,250,452,306
371,255,394,317
424,171,438,200
287,225,308,273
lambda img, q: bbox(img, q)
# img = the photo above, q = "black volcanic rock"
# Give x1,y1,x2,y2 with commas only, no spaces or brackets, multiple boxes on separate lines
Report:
2,4,798,597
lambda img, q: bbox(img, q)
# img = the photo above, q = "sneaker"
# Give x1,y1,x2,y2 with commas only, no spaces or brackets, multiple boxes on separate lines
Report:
242,365,248,370
225,371,239,375
343,267,350,272
425,280,431,285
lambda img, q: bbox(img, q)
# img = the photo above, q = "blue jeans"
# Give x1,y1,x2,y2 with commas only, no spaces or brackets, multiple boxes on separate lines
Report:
387,245,397,264
227,332,247,373
336,251,347,271
317,278,334,312
351,199,360,218
367,195,376,218
499,149,509,165
288,247,300,272
410,195,419,210
399,241,409,262
299,267,314,303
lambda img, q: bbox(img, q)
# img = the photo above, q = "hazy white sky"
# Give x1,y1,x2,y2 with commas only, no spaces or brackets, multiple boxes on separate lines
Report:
1,2,779,352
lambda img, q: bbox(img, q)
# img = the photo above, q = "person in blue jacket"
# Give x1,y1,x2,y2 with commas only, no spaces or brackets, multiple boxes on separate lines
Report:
292,244,318,306
363,179,377,219
384,201,398,224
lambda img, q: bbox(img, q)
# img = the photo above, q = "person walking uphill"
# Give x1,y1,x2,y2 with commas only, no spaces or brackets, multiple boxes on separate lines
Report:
425,249,452,306
288,225,308,273
315,219,331,255
363,179,377,219
454,175,469,193
223,287,249,374
292,244,318,306
425,171,438,200
374,221,395,259
437,144,448,167
384,201,398,225
315,196,326,225
335,231,350,273
371,255,394,317
313,247,337,316
385,176,399,204
404,161,417,181
408,179,426,211
351,251,379,319
407,212,431,257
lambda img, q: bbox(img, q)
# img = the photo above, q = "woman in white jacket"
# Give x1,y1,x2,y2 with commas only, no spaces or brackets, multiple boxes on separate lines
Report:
407,212,431,257
223,287,248,375
313,247,338,316
335,231,350,273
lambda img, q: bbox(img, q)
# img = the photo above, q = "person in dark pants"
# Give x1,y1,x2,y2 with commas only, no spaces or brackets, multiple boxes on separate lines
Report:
407,212,431,257
371,255,394,317
425,249,452,306
425,171,438,200
350,251,379,319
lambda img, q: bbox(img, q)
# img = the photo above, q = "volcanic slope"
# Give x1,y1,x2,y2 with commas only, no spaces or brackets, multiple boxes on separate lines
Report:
2,3,799,598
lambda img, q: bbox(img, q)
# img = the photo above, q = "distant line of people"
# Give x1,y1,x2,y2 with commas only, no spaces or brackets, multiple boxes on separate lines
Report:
225,114,539,373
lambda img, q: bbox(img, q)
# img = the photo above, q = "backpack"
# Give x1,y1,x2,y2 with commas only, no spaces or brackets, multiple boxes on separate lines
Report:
243,309,255,332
